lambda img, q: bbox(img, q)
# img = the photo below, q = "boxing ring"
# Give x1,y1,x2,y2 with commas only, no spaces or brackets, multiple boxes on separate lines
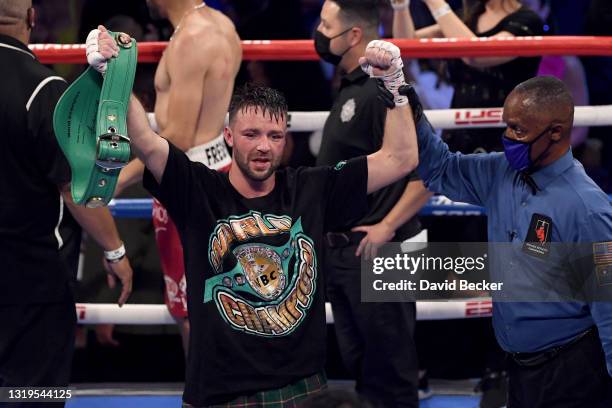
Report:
32,35,612,325
33,36,612,407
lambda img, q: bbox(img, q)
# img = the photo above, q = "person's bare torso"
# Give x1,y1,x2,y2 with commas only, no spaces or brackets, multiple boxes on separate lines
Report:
154,6,241,146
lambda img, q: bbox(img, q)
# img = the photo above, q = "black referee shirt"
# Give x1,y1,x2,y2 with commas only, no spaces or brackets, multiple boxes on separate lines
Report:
0,33,72,304
316,67,421,240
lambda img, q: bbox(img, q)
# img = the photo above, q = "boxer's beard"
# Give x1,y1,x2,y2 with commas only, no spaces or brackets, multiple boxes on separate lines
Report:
234,149,280,182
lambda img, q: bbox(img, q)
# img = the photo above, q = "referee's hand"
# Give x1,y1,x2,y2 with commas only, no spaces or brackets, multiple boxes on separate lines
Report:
103,256,133,307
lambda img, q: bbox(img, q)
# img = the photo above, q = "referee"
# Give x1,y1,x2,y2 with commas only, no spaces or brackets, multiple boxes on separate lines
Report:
0,0,132,400
413,75,612,406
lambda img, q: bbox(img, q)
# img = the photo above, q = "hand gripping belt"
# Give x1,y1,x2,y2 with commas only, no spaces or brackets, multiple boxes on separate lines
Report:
53,31,137,208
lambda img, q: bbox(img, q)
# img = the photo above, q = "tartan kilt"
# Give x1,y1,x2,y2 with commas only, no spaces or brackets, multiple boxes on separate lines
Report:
185,372,327,408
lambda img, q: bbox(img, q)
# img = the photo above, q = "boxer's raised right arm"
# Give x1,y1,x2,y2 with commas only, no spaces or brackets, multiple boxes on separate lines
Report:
85,27,169,184
127,95,169,184
359,41,418,194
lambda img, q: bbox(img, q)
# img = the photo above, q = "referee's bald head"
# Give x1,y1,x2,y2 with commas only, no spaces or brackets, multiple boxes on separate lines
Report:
507,76,575,142
0,0,31,24
0,0,34,42
512,76,574,128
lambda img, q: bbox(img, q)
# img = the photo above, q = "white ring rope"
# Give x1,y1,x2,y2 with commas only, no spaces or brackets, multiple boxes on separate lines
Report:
284,106,612,131
147,105,612,133
76,299,493,325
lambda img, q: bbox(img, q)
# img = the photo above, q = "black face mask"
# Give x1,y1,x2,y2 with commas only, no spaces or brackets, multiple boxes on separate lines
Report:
314,27,352,65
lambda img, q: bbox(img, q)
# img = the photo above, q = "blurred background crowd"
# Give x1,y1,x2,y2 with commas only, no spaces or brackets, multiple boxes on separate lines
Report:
33,0,612,189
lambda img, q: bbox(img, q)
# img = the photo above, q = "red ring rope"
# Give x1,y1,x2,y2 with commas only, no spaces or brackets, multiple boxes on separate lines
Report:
30,36,612,64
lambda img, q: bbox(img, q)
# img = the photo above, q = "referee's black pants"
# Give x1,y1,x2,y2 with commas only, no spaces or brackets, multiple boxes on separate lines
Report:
323,240,418,408
508,328,612,408
0,292,76,407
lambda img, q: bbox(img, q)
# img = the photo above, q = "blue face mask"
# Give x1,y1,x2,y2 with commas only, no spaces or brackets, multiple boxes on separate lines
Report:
502,127,554,172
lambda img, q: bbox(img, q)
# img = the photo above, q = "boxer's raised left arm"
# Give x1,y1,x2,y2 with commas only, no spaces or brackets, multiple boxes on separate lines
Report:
360,40,418,194
366,104,418,193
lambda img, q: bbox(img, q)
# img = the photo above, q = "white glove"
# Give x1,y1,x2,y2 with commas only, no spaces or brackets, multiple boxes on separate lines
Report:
359,40,408,106
85,26,118,75
390,0,410,11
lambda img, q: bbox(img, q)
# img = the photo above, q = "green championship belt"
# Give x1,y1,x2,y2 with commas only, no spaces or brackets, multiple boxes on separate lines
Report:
53,31,137,207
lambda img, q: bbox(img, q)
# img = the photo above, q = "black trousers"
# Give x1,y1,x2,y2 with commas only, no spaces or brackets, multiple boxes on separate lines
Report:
508,328,612,408
323,243,418,408
0,294,76,408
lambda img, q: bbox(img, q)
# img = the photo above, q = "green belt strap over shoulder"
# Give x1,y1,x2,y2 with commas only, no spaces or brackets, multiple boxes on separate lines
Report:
53,31,137,208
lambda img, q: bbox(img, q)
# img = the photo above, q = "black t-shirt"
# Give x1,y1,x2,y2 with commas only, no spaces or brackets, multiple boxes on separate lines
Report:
444,7,544,154
316,68,421,240
144,143,368,405
0,34,73,304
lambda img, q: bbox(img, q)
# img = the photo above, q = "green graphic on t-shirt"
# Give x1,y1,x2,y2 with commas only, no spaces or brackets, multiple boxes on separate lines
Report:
205,213,317,337
334,160,347,170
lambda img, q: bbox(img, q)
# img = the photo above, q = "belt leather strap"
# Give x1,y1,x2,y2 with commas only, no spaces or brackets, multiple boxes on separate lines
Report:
53,31,137,207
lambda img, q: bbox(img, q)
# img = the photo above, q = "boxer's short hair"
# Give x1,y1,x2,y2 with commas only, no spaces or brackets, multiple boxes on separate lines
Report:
229,84,288,124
